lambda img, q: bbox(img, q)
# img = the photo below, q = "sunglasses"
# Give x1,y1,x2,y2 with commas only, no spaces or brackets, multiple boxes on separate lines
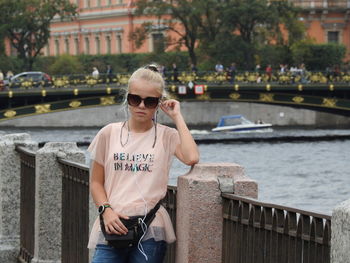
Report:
127,93,160,109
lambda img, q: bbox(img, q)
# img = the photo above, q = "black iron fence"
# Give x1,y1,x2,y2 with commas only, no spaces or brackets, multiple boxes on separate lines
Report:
222,193,331,263
56,157,177,263
16,146,36,263
162,185,177,263
58,157,90,263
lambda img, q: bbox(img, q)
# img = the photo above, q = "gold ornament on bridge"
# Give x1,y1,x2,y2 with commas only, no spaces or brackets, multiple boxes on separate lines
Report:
171,85,176,92
292,96,304,103
69,100,82,108
86,78,98,86
259,93,274,102
322,98,337,108
73,89,79,96
4,110,16,118
106,87,112,94
329,84,334,91
35,104,51,114
53,78,65,88
229,93,241,100
266,84,271,91
298,84,303,91
8,91,13,98
100,96,115,105
21,80,32,88
118,74,130,85
41,90,46,97
234,84,239,91
196,94,211,100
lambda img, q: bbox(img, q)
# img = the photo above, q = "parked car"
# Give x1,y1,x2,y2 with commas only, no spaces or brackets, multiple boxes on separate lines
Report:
4,71,52,88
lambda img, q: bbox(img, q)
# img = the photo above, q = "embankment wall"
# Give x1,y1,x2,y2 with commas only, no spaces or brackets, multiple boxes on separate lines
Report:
0,102,349,127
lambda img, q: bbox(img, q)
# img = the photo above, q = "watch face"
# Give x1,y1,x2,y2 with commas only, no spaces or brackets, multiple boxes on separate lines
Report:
98,205,104,215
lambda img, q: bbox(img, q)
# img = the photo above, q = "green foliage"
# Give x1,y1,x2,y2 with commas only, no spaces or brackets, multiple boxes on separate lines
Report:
257,45,291,69
291,42,346,69
0,0,77,70
48,55,83,75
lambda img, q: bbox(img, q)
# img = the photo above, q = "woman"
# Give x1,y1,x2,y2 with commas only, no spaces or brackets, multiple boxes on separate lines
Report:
88,64,199,262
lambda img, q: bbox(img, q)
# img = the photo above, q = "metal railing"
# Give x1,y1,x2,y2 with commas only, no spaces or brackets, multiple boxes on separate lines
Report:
162,185,177,263
3,70,350,91
58,157,90,263
222,194,331,263
57,157,177,263
16,146,36,263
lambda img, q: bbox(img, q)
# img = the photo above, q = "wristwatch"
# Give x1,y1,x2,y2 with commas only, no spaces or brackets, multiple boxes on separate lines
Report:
98,204,111,215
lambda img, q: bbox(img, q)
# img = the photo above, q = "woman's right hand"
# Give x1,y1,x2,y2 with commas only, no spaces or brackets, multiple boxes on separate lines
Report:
103,208,129,235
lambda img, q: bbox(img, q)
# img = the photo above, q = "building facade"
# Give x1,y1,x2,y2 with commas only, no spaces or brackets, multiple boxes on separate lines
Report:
6,0,167,57
4,0,350,58
291,0,350,52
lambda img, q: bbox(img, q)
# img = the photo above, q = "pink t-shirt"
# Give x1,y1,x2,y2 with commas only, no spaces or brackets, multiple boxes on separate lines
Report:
87,122,179,249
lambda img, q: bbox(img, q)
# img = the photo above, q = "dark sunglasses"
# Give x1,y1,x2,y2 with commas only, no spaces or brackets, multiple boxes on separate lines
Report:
127,93,160,109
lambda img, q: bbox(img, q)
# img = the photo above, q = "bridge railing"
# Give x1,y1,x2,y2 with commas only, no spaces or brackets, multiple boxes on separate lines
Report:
16,145,36,263
3,70,350,91
222,193,331,263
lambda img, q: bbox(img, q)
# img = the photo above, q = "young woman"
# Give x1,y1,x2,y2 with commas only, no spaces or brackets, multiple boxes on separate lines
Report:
88,65,199,262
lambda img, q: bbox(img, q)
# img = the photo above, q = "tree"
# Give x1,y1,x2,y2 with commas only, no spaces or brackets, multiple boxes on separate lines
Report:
0,0,77,70
133,0,227,66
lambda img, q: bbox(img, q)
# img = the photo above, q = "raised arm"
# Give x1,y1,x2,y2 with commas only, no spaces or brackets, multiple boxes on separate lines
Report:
160,99,199,165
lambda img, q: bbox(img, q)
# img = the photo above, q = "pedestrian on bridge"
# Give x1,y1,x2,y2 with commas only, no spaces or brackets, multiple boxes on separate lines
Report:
88,64,199,262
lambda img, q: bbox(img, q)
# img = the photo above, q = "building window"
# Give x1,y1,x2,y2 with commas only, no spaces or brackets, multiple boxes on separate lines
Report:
97,0,101,6
328,31,339,43
46,44,50,56
85,37,90,54
116,35,122,53
74,38,79,55
65,38,69,54
86,0,91,8
55,39,60,56
152,33,165,53
107,0,112,5
106,35,111,54
95,36,101,54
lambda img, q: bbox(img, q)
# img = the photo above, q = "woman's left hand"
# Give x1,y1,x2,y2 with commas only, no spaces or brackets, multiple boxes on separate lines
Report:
160,99,181,120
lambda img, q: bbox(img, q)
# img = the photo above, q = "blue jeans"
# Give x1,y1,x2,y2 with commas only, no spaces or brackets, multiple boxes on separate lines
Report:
92,239,167,263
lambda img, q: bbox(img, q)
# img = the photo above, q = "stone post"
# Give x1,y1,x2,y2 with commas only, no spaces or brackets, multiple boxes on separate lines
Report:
176,163,258,263
0,133,37,262
31,142,85,263
331,198,350,263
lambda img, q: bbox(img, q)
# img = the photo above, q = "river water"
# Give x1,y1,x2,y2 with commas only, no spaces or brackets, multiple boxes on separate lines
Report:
1,126,349,215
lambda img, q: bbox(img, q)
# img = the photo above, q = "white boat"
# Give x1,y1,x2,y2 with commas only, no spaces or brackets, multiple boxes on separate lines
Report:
212,115,272,132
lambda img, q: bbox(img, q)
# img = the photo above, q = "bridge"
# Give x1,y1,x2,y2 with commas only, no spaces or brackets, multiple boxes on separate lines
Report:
1,71,350,122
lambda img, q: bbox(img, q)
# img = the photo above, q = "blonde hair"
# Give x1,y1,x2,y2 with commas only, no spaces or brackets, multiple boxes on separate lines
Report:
128,64,167,98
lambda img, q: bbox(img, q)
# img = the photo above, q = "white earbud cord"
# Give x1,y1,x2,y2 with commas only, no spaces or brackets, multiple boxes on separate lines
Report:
133,162,149,261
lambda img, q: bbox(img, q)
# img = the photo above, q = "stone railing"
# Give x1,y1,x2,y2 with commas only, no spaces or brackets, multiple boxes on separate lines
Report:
0,132,349,262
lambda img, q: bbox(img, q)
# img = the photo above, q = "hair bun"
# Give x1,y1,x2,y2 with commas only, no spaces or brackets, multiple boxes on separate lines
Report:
144,64,159,73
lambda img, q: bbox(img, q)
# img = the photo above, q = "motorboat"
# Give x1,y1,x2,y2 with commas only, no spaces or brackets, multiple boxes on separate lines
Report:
212,115,272,132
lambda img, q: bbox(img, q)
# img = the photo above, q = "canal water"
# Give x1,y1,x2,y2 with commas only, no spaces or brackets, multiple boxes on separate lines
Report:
1,126,349,215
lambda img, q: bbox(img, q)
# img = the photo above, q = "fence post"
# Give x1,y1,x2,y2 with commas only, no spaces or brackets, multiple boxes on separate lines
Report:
0,133,37,262
31,142,85,263
175,163,258,263
331,198,350,263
